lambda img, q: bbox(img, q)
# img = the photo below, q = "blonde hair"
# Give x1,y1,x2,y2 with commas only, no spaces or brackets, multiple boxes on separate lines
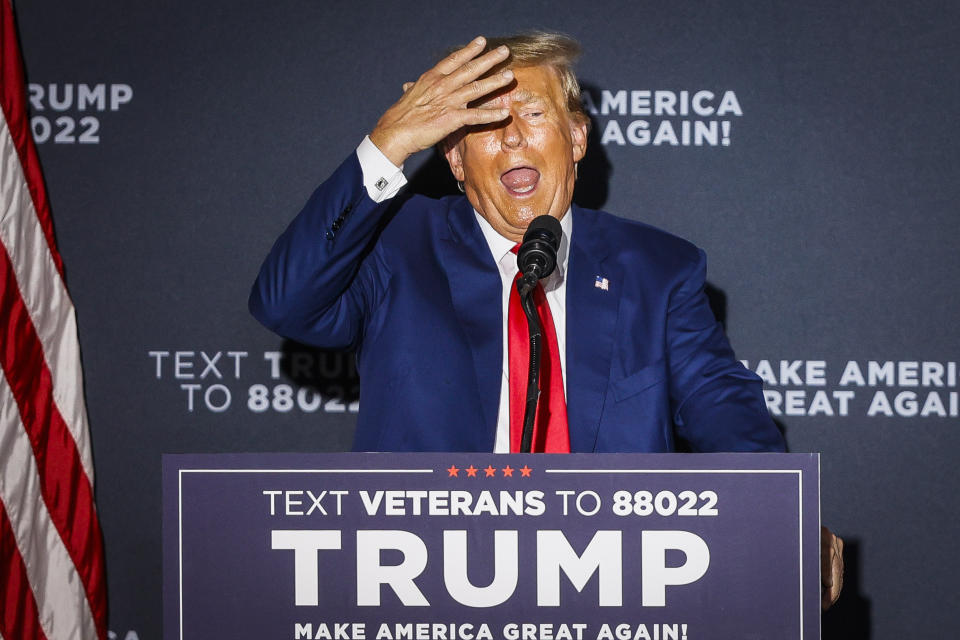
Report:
456,31,589,128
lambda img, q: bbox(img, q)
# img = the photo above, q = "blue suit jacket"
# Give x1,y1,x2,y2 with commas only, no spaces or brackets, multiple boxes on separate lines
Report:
250,153,784,453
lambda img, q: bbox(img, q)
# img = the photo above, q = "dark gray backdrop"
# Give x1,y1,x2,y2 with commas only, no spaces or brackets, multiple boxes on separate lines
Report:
16,1,959,638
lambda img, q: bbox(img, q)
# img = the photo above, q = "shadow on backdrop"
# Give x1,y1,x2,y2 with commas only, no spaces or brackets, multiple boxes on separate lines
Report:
823,539,871,638
573,83,612,211
279,340,360,410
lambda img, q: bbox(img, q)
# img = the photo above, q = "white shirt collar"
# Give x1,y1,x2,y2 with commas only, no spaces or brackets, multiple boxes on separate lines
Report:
473,207,572,279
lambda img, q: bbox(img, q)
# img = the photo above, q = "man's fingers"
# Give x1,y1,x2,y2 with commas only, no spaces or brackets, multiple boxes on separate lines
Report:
432,35,489,76
831,535,844,593
820,527,844,610
373,38,509,163
456,107,510,127
450,69,514,105
439,45,510,92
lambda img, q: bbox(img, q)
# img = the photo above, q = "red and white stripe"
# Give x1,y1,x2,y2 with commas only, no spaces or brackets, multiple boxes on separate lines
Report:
1,1,107,639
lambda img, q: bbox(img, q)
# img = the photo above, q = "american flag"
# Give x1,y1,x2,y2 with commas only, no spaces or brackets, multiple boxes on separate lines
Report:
594,275,609,291
0,1,108,639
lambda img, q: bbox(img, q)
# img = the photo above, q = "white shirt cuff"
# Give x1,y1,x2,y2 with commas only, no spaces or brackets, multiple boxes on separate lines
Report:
356,135,407,202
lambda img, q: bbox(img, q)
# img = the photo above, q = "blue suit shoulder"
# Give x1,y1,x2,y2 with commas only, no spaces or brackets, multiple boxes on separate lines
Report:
574,206,704,275
371,193,460,249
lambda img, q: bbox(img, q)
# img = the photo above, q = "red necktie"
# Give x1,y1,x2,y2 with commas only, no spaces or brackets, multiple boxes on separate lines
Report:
508,245,570,453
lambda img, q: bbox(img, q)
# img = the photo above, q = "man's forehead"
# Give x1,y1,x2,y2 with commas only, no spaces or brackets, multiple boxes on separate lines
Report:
478,89,544,106
478,65,563,106
510,88,544,102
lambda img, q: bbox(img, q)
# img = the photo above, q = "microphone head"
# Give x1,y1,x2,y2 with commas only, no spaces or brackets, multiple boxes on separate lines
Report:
524,215,562,248
517,215,562,281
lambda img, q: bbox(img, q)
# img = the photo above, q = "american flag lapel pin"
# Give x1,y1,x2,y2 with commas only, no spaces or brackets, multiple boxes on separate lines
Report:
594,275,609,291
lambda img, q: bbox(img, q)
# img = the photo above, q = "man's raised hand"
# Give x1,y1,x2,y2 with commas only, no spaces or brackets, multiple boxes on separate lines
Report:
369,36,513,166
821,526,844,610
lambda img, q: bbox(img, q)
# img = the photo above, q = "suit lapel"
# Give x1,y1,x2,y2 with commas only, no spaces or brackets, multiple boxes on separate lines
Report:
437,198,502,448
566,207,621,451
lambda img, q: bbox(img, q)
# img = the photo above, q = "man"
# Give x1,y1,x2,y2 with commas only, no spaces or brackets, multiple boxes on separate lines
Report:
249,32,842,606
250,32,781,453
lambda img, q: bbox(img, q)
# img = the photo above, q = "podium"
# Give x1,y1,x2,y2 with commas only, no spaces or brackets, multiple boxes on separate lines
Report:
163,453,820,640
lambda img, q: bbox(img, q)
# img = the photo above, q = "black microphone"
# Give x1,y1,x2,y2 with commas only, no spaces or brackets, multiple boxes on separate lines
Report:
516,215,562,295
515,215,562,453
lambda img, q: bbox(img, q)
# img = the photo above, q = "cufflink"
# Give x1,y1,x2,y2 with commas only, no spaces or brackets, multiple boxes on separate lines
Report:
374,177,388,191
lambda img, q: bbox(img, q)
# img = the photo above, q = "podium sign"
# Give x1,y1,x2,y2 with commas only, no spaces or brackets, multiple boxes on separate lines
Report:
163,453,820,640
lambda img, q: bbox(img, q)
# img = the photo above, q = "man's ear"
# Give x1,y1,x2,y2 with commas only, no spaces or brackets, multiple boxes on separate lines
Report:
443,138,466,182
570,117,588,163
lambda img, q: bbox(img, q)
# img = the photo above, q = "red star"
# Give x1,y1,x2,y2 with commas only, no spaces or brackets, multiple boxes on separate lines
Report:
466,465,478,477
502,465,514,477
447,465,459,477
484,465,497,477
519,465,532,477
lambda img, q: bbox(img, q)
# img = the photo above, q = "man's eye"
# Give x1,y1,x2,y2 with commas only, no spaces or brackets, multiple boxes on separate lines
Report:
525,111,544,117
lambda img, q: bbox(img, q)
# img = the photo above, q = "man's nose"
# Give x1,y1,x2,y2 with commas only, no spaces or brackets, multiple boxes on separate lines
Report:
500,117,526,150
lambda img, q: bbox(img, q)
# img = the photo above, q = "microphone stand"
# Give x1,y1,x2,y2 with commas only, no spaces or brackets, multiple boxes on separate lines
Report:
513,214,561,453
517,273,542,454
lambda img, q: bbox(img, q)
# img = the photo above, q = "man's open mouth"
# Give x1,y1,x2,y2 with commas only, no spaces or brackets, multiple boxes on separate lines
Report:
500,167,540,196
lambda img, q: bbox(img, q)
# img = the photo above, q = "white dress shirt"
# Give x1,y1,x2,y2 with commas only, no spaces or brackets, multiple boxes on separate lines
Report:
355,136,571,452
